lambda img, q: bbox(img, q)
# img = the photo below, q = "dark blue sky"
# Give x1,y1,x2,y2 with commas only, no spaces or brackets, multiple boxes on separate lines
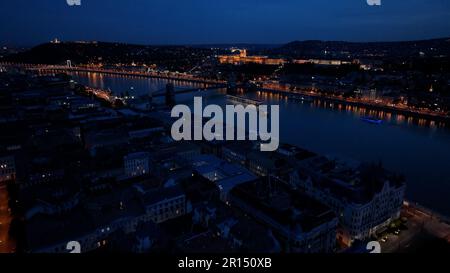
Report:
1,0,450,46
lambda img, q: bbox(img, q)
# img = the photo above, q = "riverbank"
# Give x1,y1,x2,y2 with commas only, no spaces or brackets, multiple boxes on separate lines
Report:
4,63,448,124
259,87,450,124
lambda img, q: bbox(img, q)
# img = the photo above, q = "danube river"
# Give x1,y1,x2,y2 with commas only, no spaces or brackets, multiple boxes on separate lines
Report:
70,71,450,216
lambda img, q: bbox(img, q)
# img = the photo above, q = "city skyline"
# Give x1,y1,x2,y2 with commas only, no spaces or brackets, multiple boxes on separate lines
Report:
1,0,450,46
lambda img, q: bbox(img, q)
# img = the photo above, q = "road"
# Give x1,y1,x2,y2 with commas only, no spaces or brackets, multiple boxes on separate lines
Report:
259,83,450,122
381,205,450,253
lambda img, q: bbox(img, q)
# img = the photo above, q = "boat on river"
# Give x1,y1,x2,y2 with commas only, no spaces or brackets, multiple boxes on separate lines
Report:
360,116,383,124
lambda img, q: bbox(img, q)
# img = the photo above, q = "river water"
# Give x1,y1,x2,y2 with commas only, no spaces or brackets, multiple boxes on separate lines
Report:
70,71,450,216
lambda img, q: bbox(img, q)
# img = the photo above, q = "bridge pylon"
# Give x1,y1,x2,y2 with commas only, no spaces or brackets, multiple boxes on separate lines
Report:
226,73,237,95
165,83,176,108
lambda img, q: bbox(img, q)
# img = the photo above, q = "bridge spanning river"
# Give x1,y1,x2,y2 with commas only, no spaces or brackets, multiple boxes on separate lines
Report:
1,63,225,85
0,63,229,106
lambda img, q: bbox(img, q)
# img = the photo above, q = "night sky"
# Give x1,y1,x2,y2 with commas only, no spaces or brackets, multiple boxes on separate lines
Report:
1,0,450,46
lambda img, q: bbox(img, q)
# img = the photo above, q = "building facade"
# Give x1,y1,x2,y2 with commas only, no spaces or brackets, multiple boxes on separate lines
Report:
0,155,15,182
124,152,151,178
292,158,406,245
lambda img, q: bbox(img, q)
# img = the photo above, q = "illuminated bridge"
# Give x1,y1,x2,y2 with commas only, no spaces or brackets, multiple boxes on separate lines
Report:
2,63,225,85
0,63,233,106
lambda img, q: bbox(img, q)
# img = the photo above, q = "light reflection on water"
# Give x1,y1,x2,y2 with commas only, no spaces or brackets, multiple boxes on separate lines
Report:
70,71,450,216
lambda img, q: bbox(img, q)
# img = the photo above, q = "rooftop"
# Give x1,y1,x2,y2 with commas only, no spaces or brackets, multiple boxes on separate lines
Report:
299,156,406,204
192,155,257,194
230,178,337,233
